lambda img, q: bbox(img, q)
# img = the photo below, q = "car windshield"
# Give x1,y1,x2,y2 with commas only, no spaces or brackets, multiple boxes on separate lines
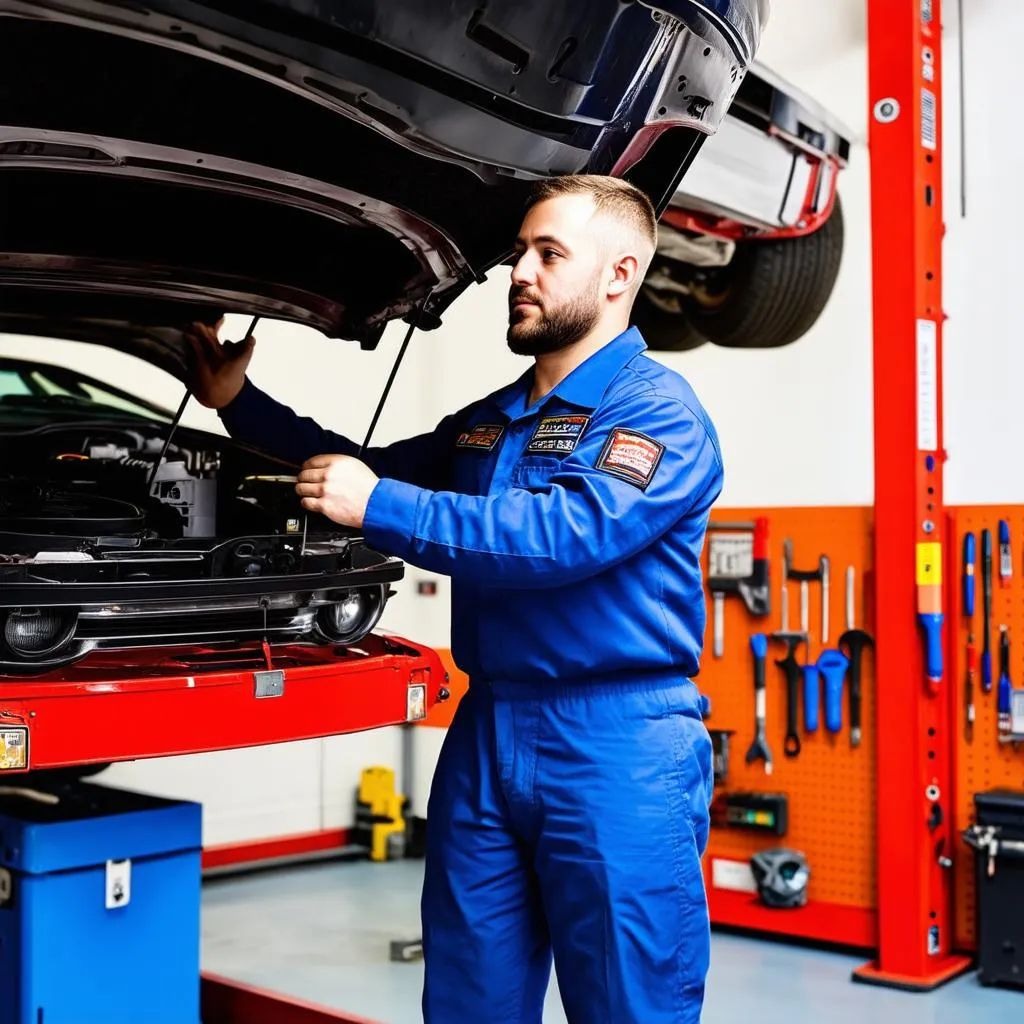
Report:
0,361,172,424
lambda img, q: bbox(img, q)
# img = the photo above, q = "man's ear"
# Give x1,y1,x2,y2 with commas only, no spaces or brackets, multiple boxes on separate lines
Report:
607,254,640,298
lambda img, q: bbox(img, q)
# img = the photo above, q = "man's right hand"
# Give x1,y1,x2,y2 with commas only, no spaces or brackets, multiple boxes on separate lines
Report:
184,319,256,409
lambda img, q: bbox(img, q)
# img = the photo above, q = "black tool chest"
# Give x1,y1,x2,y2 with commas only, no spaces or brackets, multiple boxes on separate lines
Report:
963,788,1024,989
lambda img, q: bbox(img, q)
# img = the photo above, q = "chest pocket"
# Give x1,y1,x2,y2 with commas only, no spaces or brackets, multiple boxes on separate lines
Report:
511,455,561,493
452,450,495,495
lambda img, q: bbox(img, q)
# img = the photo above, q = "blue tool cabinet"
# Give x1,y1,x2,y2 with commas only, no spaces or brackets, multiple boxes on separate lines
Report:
0,780,202,1024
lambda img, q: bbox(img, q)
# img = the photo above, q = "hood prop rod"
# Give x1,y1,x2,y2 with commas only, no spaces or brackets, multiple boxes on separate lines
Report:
358,290,433,458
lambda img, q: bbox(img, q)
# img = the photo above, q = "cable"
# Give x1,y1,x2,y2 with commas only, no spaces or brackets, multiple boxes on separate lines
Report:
358,291,433,459
146,315,261,493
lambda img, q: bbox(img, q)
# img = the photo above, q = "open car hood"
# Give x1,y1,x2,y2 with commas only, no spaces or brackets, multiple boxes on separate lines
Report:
0,0,767,369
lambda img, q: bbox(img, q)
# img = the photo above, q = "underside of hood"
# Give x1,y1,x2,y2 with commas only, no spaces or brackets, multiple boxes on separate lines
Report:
0,0,764,371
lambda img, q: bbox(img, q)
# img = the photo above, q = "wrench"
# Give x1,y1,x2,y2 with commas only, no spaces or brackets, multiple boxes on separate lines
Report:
745,633,773,774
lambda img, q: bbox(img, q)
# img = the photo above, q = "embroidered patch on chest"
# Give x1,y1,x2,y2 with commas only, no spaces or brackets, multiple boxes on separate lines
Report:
595,428,665,490
456,423,505,452
524,414,591,454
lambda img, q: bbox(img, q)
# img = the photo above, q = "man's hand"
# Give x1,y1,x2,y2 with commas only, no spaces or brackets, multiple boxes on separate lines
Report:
296,455,379,529
183,319,256,409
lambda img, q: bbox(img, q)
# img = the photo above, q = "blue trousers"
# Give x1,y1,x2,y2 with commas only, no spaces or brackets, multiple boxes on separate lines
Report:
421,677,715,1023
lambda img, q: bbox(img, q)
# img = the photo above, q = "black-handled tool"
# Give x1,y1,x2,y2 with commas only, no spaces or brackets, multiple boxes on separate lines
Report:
745,633,772,775
838,566,873,748
774,634,804,757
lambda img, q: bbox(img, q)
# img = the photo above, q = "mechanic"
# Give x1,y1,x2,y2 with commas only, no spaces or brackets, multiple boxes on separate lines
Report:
185,174,723,1024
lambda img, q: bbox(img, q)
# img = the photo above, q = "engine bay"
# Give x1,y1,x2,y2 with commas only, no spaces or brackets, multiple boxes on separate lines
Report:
0,422,326,563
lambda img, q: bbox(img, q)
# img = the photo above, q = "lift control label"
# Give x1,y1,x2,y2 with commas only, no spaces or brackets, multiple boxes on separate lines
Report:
0,728,27,771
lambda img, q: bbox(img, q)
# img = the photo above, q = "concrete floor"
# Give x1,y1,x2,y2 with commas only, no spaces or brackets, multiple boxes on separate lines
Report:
201,858,1022,1023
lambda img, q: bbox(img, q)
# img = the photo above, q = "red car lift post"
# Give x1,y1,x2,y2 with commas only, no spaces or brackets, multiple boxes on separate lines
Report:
854,0,971,990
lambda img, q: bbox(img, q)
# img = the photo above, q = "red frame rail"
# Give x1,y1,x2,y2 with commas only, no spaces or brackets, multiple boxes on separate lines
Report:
201,974,385,1024
0,633,446,773
854,0,971,990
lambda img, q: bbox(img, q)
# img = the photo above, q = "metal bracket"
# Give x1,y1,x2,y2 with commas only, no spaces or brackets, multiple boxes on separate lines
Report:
254,670,285,699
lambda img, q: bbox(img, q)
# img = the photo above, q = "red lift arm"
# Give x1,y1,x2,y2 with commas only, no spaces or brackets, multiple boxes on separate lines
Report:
854,0,971,990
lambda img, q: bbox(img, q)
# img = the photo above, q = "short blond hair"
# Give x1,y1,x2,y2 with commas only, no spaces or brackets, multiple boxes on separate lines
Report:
525,174,658,253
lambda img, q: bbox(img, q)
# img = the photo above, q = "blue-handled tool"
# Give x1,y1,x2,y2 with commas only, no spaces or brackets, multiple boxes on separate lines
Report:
745,633,772,774
981,529,993,692
802,662,820,733
963,532,976,617
999,520,1013,589
998,626,1012,736
817,649,850,734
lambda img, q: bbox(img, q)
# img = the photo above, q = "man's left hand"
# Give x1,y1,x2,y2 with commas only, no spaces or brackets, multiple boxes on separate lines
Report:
295,454,379,529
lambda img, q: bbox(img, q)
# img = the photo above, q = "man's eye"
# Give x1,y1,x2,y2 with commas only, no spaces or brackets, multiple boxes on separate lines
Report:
543,250,560,261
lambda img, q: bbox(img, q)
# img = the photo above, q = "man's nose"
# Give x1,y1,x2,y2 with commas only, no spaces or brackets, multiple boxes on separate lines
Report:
510,252,537,285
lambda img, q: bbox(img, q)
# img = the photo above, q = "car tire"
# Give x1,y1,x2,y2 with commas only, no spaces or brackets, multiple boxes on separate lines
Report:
631,279,708,352
684,192,845,349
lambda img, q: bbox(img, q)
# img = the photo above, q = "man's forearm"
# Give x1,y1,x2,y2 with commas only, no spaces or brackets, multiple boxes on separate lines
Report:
218,378,360,467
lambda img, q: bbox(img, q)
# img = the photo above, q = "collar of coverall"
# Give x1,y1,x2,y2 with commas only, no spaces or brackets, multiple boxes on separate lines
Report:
492,325,647,419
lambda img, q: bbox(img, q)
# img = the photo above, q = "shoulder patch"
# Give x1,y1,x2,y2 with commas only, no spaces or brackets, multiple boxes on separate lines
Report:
595,428,665,490
456,423,504,452
525,414,590,455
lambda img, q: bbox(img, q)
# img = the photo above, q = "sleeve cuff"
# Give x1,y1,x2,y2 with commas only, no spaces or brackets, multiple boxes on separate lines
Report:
216,376,258,431
363,477,425,559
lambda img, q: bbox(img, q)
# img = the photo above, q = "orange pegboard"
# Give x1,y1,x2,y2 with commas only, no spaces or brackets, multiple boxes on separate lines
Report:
698,507,877,927
948,507,1024,952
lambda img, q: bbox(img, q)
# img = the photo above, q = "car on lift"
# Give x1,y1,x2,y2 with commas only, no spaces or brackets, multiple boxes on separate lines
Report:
636,60,851,351
0,356,401,673
0,0,775,680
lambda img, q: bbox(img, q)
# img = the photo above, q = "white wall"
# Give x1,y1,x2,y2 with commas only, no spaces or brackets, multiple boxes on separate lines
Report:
941,0,1023,504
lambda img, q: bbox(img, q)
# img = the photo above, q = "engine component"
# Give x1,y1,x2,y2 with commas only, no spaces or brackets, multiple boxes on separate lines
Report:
0,488,145,540
149,459,216,538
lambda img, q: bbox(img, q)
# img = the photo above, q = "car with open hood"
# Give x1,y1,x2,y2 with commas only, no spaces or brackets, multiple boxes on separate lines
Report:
0,0,771,676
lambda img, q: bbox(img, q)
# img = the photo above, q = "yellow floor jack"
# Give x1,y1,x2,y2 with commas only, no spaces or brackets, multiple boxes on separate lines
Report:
353,765,409,863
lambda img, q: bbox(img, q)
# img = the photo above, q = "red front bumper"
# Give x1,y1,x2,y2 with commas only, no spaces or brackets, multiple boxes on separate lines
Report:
0,634,446,773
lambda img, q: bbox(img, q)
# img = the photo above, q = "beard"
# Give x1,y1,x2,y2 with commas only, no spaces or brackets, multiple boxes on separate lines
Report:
506,285,602,356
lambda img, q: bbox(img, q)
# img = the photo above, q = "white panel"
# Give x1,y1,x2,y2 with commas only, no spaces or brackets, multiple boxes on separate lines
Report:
320,726,404,829
941,0,1024,504
100,741,323,847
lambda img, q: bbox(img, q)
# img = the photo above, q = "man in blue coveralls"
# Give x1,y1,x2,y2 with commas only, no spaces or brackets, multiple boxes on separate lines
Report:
186,175,723,1024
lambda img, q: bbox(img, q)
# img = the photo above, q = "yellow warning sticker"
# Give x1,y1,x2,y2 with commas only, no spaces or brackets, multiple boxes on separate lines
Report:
916,542,942,586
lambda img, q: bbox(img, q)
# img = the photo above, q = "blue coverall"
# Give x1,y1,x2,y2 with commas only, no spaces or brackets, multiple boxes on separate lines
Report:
220,325,724,1023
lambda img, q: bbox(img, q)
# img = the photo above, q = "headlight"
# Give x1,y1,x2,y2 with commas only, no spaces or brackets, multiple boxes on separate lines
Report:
315,586,387,645
3,607,78,658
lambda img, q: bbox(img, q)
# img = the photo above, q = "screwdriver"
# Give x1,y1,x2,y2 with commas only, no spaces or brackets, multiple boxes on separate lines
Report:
965,632,976,743
981,529,993,692
963,532,976,617
998,626,1012,737
999,520,1013,589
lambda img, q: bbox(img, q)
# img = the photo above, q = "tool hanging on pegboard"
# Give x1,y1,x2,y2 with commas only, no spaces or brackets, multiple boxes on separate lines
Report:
783,538,829,643
839,566,873,749
707,518,771,657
